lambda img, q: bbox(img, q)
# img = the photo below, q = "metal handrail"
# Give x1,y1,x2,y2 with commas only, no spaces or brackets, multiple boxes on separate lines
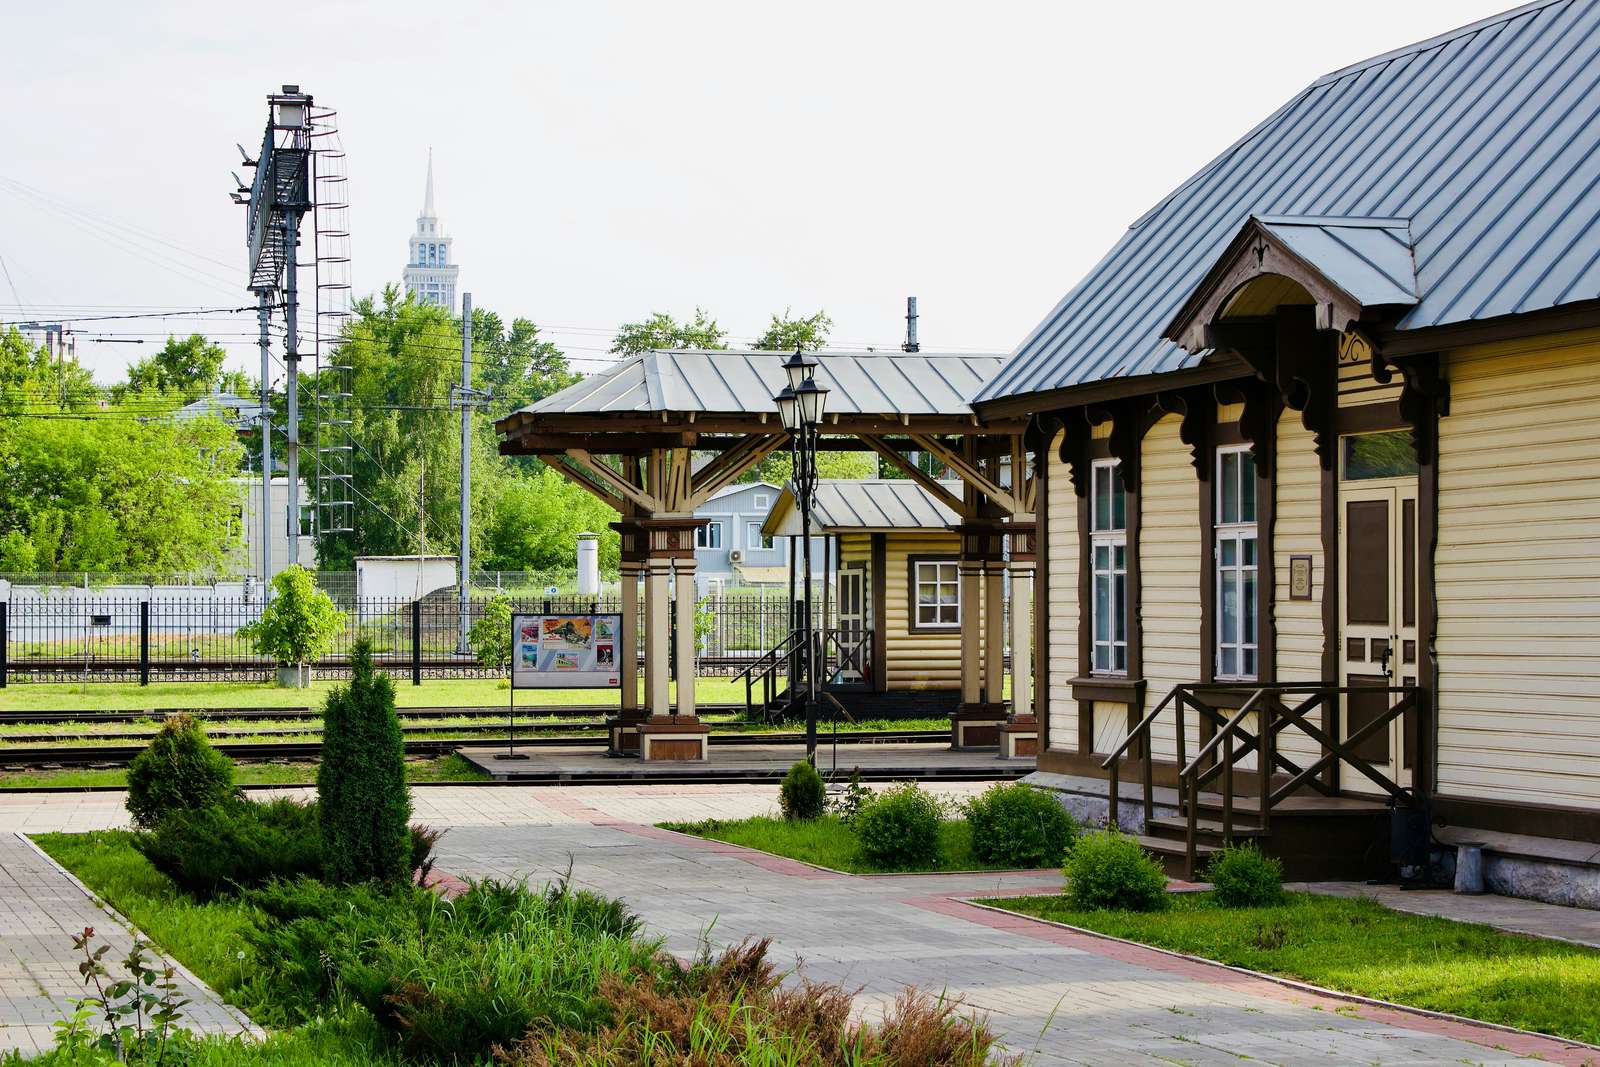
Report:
733,628,804,685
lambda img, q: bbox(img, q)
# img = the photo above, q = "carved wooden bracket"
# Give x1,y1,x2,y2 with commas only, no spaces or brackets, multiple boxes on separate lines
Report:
1156,387,1213,478
1237,379,1280,478
1274,309,1337,470
1106,397,1160,493
1373,351,1447,465
1053,408,1092,498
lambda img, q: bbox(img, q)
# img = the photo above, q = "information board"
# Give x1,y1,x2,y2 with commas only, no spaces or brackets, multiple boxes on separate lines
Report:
510,612,622,689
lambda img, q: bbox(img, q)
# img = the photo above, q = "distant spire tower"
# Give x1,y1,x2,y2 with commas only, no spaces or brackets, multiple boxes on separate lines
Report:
402,149,459,312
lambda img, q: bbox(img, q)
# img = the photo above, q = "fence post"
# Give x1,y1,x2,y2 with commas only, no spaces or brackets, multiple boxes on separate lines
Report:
139,600,150,687
411,599,423,686
0,600,8,688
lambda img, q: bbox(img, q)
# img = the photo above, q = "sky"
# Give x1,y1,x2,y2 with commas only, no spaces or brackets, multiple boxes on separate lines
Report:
0,0,1513,384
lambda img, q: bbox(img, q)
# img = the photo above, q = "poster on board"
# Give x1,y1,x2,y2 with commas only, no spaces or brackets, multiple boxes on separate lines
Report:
510,612,622,689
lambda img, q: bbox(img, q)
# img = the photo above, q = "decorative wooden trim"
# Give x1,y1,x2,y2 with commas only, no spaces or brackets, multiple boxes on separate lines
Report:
1198,405,1218,686
1257,421,1278,682
1069,677,1148,704
1433,793,1600,846
1276,311,1337,469
1373,351,1449,465
1033,441,1049,727
1416,364,1441,802
870,533,888,693
1237,379,1281,478
904,552,961,635
1319,441,1340,790
1335,400,1406,435
1055,407,1093,497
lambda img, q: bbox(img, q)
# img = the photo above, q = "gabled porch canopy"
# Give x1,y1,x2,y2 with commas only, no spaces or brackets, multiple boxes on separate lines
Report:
1165,215,1420,355
495,349,1034,520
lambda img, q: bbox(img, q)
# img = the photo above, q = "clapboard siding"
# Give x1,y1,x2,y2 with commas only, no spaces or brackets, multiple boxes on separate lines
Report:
1140,415,1201,763
1435,332,1600,810
1275,409,1326,766
1046,435,1078,751
882,531,965,690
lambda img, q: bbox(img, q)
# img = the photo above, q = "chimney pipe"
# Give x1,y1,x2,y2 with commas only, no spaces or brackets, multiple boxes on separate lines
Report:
902,296,919,352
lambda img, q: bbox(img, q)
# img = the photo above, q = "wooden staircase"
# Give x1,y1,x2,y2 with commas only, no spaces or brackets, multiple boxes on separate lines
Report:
1106,683,1427,881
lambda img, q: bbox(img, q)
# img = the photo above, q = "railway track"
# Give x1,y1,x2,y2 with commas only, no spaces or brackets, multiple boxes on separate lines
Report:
0,703,750,726
0,729,948,769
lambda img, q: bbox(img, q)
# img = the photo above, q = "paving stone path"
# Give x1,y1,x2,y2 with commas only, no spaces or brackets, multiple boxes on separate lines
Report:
2,783,1597,1065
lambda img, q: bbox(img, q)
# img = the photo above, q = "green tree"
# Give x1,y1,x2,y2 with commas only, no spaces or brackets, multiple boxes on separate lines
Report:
124,333,230,397
0,332,244,574
469,593,514,669
482,467,620,573
317,640,412,884
240,565,345,668
609,308,727,356
756,449,878,486
472,308,580,418
124,713,237,829
750,308,832,351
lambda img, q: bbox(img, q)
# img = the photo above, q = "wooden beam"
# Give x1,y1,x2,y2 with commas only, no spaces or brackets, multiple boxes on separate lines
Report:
907,433,1017,513
565,449,661,514
505,414,1029,437
685,433,787,510
551,456,627,514
858,435,977,519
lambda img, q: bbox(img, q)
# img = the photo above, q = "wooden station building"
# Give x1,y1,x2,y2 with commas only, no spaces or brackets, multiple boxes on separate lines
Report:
969,0,1600,897
495,349,1040,761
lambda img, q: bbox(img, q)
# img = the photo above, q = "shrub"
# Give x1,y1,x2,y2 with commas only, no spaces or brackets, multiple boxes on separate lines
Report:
468,594,513,669
854,782,942,869
778,759,827,821
124,713,236,829
829,766,872,825
1064,830,1170,912
318,640,412,884
240,564,345,666
409,824,444,884
964,783,1079,869
135,796,322,898
1206,841,1285,908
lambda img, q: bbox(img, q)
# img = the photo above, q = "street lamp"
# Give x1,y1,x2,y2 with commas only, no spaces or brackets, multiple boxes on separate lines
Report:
774,348,828,763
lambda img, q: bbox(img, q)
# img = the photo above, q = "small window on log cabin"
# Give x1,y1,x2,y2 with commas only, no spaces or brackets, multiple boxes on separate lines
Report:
1090,460,1128,674
1216,447,1258,679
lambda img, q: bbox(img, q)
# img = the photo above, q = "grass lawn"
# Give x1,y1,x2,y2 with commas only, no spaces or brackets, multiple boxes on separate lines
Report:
0,754,489,790
987,891,1600,1045
0,675,750,714
661,813,1009,874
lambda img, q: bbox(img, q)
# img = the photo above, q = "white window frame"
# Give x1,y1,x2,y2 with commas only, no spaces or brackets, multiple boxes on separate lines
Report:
746,522,774,550
1214,446,1258,681
695,521,724,549
1090,459,1128,675
912,559,960,630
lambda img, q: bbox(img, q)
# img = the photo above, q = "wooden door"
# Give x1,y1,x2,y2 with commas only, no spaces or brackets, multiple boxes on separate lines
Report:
1338,479,1419,789
835,567,867,685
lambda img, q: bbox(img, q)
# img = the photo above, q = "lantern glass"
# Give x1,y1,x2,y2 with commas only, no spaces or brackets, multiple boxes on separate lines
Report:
782,348,816,392
774,386,800,432
795,379,828,426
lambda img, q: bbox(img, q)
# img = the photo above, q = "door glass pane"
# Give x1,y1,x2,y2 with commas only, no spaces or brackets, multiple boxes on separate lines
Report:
1243,571,1257,642
1112,478,1126,530
1220,647,1237,677
1221,571,1237,644
1221,453,1239,523
1095,576,1110,641
1221,537,1236,566
1113,573,1126,640
1240,463,1256,522
1343,432,1419,479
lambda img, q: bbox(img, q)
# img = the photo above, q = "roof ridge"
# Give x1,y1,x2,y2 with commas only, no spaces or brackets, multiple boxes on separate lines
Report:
1312,0,1564,84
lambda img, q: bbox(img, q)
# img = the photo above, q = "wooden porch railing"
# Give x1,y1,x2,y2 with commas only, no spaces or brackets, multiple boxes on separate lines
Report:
1100,682,1428,875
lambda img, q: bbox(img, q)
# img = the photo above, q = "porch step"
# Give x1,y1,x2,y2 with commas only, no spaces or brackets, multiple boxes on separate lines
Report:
1146,815,1267,842
1136,834,1216,877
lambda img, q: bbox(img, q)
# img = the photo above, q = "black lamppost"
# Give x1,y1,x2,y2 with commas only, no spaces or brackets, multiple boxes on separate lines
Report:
775,348,828,763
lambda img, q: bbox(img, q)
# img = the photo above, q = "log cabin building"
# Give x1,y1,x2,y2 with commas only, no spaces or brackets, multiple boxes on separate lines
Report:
974,0,1600,903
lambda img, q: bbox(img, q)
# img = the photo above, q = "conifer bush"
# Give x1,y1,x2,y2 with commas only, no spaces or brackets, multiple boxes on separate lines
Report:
317,639,412,884
124,713,236,829
778,759,827,821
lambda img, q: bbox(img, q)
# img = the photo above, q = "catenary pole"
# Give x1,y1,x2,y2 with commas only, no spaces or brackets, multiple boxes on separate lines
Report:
257,292,273,591
283,217,301,568
458,292,473,654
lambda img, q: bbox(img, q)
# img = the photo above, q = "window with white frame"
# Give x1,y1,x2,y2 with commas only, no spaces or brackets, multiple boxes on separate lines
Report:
1090,459,1128,674
1215,446,1258,679
913,560,960,629
746,522,774,550
695,521,723,549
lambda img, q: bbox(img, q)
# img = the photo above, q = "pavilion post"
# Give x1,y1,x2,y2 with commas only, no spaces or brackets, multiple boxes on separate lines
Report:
951,525,1007,750
606,544,645,756
643,558,671,719
637,519,711,761
674,559,697,720
1000,522,1039,759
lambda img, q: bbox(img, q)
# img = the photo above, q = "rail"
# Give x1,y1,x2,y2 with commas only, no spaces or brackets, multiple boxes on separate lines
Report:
1101,681,1427,877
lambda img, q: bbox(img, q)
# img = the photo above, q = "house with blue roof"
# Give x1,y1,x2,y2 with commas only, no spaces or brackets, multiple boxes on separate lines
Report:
975,0,1600,901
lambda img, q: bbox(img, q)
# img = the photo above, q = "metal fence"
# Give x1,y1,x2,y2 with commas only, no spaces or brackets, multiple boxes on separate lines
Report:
0,590,810,685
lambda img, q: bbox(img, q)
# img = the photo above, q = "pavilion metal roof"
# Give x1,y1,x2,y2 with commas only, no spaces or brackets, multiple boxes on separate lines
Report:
515,349,1005,419
763,479,960,536
978,0,1600,404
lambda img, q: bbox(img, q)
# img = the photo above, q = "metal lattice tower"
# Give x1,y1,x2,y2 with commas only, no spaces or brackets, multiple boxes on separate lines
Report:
309,106,355,536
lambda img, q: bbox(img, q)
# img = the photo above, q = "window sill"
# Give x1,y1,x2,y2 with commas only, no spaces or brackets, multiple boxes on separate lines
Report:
1069,676,1147,704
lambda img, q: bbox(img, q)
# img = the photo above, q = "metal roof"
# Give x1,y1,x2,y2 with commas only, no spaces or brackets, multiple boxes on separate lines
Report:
518,349,1005,418
978,0,1600,403
1255,216,1419,308
764,479,961,536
